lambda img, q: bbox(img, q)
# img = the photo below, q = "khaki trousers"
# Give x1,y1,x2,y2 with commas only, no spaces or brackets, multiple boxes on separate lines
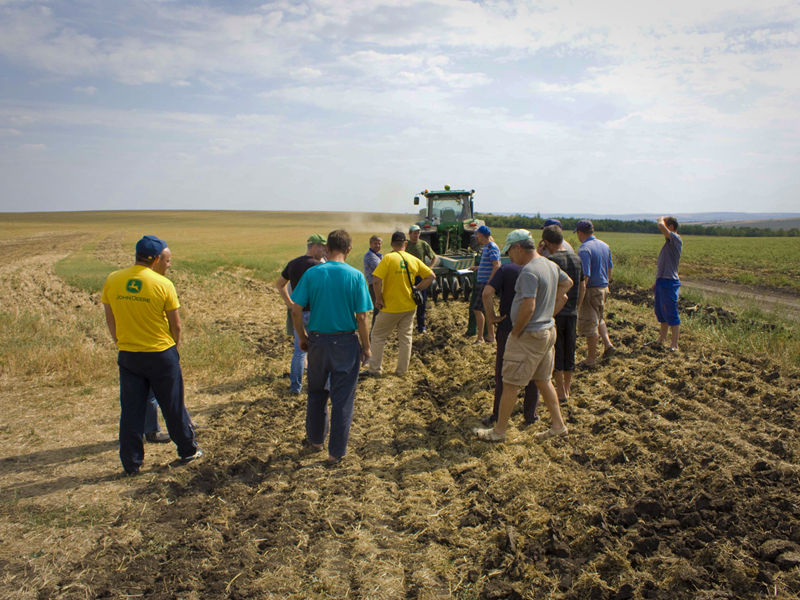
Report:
368,309,416,376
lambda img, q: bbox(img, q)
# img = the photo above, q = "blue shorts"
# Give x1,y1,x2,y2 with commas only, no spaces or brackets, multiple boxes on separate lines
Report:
654,278,681,326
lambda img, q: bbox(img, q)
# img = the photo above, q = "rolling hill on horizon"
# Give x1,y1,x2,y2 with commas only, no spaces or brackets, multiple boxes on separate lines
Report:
500,211,800,223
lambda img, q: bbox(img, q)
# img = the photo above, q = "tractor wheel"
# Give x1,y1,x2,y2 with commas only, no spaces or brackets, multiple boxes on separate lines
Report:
451,275,461,300
429,278,440,304
441,277,451,301
462,276,472,302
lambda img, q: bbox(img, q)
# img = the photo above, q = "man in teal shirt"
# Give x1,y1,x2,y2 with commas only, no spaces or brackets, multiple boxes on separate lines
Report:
291,230,373,465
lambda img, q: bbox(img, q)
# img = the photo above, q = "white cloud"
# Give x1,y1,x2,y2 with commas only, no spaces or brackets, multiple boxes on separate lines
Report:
291,67,322,79
170,80,191,87
0,128,21,135
73,85,97,95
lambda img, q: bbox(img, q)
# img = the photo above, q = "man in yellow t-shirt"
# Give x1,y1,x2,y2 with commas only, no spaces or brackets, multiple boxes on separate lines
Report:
102,235,201,475
365,231,435,377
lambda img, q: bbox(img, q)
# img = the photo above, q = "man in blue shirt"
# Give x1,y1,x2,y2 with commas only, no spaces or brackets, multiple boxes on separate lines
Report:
470,225,501,344
651,216,683,350
575,220,615,367
291,230,373,465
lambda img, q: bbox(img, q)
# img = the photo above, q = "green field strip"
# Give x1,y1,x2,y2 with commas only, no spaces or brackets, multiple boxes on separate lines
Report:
54,241,120,294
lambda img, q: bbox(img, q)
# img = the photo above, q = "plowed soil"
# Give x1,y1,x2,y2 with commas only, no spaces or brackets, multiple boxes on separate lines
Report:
2,237,800,600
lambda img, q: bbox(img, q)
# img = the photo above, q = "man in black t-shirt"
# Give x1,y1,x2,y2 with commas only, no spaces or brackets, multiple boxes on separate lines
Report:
541,225,585,404
481,230,540,427
276,234,327,393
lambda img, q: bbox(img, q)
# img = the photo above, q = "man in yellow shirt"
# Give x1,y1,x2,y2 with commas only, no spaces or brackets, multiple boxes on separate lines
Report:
365,231,435,377
102,235,201,475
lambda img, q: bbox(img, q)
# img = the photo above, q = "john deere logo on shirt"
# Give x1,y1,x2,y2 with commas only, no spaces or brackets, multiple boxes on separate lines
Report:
126,279,143,294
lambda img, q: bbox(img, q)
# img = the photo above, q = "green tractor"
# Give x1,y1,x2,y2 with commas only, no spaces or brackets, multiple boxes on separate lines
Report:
413,186,485,302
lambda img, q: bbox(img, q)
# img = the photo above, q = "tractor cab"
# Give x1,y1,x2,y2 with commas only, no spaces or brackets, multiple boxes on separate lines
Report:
413,187,483,256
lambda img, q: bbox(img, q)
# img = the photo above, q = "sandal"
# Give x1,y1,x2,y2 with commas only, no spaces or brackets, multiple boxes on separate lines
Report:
576,360,598,370
535,426,568,441
473,427,506,442
602,347,617,359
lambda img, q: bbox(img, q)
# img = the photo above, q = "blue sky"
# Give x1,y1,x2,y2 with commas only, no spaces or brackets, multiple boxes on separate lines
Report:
1,0,798,214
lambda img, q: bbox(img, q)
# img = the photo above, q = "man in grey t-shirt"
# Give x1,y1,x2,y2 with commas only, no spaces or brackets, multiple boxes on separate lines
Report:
474,234,573,443
510,255,566,332
650,216,683,350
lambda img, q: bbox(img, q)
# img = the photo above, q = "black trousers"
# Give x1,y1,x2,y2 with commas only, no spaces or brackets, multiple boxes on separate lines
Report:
553,314,577,372
118,347,196,473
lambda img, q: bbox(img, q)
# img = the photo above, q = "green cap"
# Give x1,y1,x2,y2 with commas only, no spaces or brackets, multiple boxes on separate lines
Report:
307,234,327,245
500,229,532,254
409,224,421,232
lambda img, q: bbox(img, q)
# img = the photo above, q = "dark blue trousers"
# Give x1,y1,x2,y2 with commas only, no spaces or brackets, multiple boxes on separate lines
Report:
118,347,196,473
305,332,361,459
144,387,193,435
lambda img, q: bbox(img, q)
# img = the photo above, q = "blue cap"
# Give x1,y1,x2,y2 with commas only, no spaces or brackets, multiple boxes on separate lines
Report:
573,219,593,233
136,235,167,259
543,219,562,228
477,225,491,236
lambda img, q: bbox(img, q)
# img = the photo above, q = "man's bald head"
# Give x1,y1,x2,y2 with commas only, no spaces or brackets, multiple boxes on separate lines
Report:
152,247,172,276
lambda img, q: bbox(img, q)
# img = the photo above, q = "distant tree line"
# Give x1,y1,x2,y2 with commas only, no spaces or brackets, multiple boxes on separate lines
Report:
476,213,800,238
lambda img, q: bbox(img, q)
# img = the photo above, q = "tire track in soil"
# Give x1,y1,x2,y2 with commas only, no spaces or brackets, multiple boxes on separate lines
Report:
44,282,800,600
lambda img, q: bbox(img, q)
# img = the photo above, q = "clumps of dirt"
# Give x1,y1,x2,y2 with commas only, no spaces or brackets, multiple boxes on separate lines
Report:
610,281,791,333
21,280,800,599
611,281,739,325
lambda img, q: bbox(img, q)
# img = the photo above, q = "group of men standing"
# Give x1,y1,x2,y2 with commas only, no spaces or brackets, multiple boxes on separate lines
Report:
101,215,681,474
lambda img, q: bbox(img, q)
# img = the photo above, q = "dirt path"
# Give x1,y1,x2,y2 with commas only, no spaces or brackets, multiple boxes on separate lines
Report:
681,278,800,319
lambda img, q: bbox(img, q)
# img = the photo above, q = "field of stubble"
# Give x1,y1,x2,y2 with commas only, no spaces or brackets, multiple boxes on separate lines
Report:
1,216,800,600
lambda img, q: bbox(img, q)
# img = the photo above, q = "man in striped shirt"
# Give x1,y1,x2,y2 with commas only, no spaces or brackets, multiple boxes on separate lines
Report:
470,225,501,344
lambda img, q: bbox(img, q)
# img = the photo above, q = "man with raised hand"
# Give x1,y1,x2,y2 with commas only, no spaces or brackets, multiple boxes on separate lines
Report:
290,230,373,466
651,216,683,351
541,225,585,404
574,220,615,367
470,225,501,344
366,231,435,377
102,235,201,475
363,235,383,327
474,231,573,442
537,219,575,258
481,229,540,429
276,234,327,394
405,224,439,333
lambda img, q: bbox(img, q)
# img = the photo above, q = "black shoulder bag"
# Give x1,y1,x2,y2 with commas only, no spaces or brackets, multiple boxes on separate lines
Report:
401,252,425,307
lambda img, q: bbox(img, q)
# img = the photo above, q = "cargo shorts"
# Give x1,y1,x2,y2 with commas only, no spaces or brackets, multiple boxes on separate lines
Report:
578,286,609,337
501,326,557,387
